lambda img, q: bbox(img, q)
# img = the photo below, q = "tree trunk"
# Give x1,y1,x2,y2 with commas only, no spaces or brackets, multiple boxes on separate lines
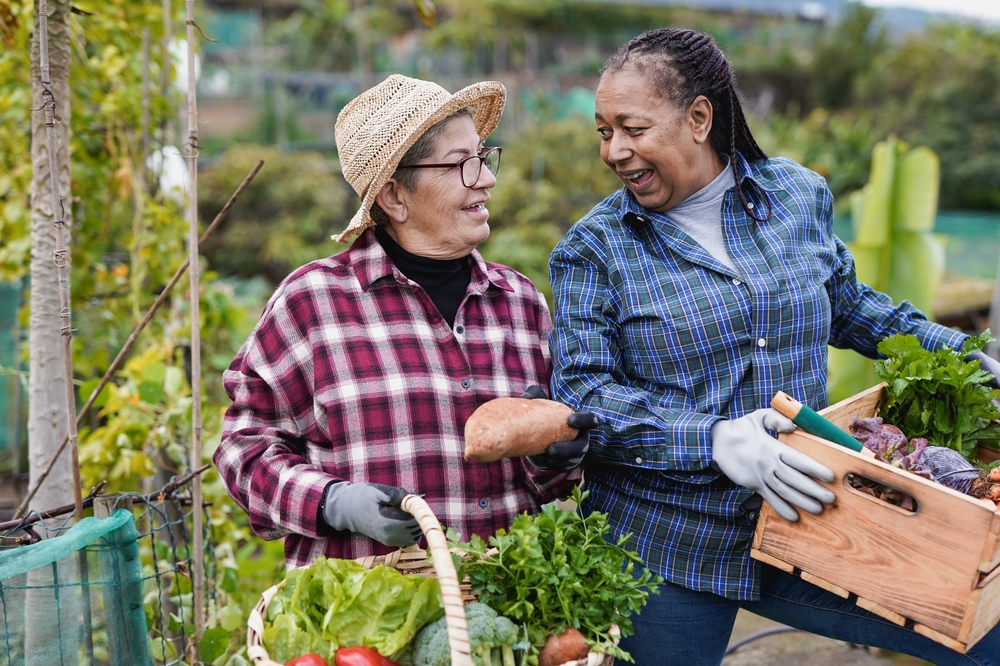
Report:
26,1,79,663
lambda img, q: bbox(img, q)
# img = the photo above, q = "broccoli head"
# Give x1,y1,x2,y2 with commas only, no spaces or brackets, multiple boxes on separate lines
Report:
413,603,520,666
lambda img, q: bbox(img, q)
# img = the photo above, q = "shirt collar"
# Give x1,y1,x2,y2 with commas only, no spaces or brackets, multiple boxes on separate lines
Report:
347,227,513,294
620,151,774,222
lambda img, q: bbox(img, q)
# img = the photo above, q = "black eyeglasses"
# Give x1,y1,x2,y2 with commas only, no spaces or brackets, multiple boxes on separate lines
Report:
396,147,502,188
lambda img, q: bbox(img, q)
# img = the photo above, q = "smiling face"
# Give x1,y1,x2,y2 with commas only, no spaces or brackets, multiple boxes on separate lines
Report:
376,114,495,260
595,67,724,212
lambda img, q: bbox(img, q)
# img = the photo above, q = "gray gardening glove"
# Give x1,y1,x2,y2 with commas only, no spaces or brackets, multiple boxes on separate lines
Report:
322,481,422,547
520,385,600,472
711,408,836,522
967,350,1000,388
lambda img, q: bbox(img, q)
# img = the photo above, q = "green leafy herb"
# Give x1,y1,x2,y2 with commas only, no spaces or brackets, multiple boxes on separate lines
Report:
874,331,1000,460
262,556,443,664
447,487,662,664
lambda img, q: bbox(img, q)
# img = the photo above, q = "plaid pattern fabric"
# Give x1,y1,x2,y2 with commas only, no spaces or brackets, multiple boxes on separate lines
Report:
549,154,967,600
216,228,578,569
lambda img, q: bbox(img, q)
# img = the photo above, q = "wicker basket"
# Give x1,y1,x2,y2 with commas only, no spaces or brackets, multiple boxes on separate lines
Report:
247,494,615,666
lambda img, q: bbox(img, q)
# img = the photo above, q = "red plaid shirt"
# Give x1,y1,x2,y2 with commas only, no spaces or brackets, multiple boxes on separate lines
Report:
215,228,579,568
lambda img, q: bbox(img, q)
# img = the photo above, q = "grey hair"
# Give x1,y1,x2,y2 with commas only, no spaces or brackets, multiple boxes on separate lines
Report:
369,108,475,226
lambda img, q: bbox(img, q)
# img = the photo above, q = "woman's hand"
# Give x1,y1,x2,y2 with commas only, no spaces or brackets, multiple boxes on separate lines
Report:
710,409,835,522
520,385,600,471
322,482,422,547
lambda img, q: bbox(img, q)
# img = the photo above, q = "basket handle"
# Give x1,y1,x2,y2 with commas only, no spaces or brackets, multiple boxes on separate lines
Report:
401,494,474,666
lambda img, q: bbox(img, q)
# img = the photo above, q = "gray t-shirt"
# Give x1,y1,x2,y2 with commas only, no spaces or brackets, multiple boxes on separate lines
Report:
665,156,738,273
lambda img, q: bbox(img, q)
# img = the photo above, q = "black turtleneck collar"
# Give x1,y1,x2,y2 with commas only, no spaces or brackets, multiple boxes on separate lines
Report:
374,225,472,328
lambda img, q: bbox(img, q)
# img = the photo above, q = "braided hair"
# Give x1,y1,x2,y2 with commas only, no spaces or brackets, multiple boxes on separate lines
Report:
601,28,771,221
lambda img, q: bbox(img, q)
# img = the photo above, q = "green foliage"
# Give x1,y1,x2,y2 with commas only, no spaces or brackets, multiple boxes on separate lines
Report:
427,0,674,52
198,145,349,283
809,2,888,109
874,332,1000,460
855,22,1000,209
0,1,32,281
750,108,876,201
261,0,411,73
449,487,662,664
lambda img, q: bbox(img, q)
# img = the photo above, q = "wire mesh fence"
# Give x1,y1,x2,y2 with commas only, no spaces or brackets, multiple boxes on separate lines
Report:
0,473,214,666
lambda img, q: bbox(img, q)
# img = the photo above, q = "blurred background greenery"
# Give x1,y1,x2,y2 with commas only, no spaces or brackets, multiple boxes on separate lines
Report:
2,1,1000,661
187,0,1000,299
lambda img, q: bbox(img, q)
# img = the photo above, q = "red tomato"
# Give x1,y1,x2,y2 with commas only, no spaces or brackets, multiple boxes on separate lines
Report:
334,646,399,666
285,654,328,666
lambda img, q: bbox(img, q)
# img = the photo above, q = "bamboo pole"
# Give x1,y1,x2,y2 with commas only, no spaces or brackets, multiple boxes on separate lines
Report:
13,160,263,518
184,0,206,643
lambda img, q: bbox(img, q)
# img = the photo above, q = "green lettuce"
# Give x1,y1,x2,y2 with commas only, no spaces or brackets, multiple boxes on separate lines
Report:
263,556,444,664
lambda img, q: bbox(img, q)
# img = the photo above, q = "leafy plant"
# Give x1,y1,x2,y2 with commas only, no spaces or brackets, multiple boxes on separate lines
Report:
448,487,661,664
874,331,1000,460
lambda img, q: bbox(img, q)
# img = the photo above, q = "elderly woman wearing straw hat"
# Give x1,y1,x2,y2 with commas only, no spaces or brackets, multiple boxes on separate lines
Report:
214,75,594,568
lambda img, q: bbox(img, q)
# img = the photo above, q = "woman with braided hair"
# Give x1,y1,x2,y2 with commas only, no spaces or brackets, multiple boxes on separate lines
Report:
548,28,1000,665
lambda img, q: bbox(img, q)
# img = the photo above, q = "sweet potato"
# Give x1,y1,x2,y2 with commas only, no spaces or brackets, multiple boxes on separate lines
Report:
538,627,591,666
463,397,577,462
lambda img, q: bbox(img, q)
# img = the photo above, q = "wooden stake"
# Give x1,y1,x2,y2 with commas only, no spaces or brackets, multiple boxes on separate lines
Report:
184,0,205,643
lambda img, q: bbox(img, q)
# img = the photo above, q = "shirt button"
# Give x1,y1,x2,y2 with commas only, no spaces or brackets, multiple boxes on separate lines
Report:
635,456,643,464
461,379,471,389
478,498,489,508
456,325,464,334
731,278,741,286
747,202,755,209
757,338,766,348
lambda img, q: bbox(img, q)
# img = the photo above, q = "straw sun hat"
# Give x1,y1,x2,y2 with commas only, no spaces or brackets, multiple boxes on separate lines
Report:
333,74,507,243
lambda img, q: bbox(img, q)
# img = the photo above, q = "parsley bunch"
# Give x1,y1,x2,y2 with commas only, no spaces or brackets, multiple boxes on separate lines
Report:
874,331,1000,460
448,487,661,664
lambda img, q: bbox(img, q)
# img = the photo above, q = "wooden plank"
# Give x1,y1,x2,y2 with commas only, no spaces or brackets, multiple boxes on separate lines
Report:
754,426,998,639
913,623,968,653
967,565,1000,649
978,446,1000,465
855,596,907,626
979,507,1000,575
800,571,850,598
817,383,886,430
749,546,795,573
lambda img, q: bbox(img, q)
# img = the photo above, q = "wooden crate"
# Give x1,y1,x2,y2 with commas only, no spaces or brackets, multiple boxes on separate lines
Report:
751,383,1000,653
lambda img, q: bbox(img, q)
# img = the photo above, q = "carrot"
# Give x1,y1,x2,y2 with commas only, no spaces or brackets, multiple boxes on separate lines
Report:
990,484,1000,502
990,467,1000,482
463,397,578,463
537,627,591,666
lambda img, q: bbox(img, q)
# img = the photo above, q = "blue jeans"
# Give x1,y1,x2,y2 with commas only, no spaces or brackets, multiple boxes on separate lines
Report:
619,564,1000,666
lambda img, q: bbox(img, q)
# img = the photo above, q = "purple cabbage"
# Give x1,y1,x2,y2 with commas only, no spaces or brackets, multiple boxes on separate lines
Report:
849,417,932,478
919,446,981,494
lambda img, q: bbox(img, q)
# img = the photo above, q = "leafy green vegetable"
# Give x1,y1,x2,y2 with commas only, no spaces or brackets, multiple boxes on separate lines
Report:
874,331,1000,460
262,556,444,664
448,487,662,664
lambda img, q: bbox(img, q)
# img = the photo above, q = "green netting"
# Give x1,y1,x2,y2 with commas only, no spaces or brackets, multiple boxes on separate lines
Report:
0,490,216,666
0,509,152,666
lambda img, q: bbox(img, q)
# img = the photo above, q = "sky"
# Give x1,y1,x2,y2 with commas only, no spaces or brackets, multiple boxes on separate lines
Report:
862,0,1000,24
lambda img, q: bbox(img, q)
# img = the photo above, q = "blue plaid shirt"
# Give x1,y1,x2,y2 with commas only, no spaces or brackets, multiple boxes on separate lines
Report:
548,154,967,600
